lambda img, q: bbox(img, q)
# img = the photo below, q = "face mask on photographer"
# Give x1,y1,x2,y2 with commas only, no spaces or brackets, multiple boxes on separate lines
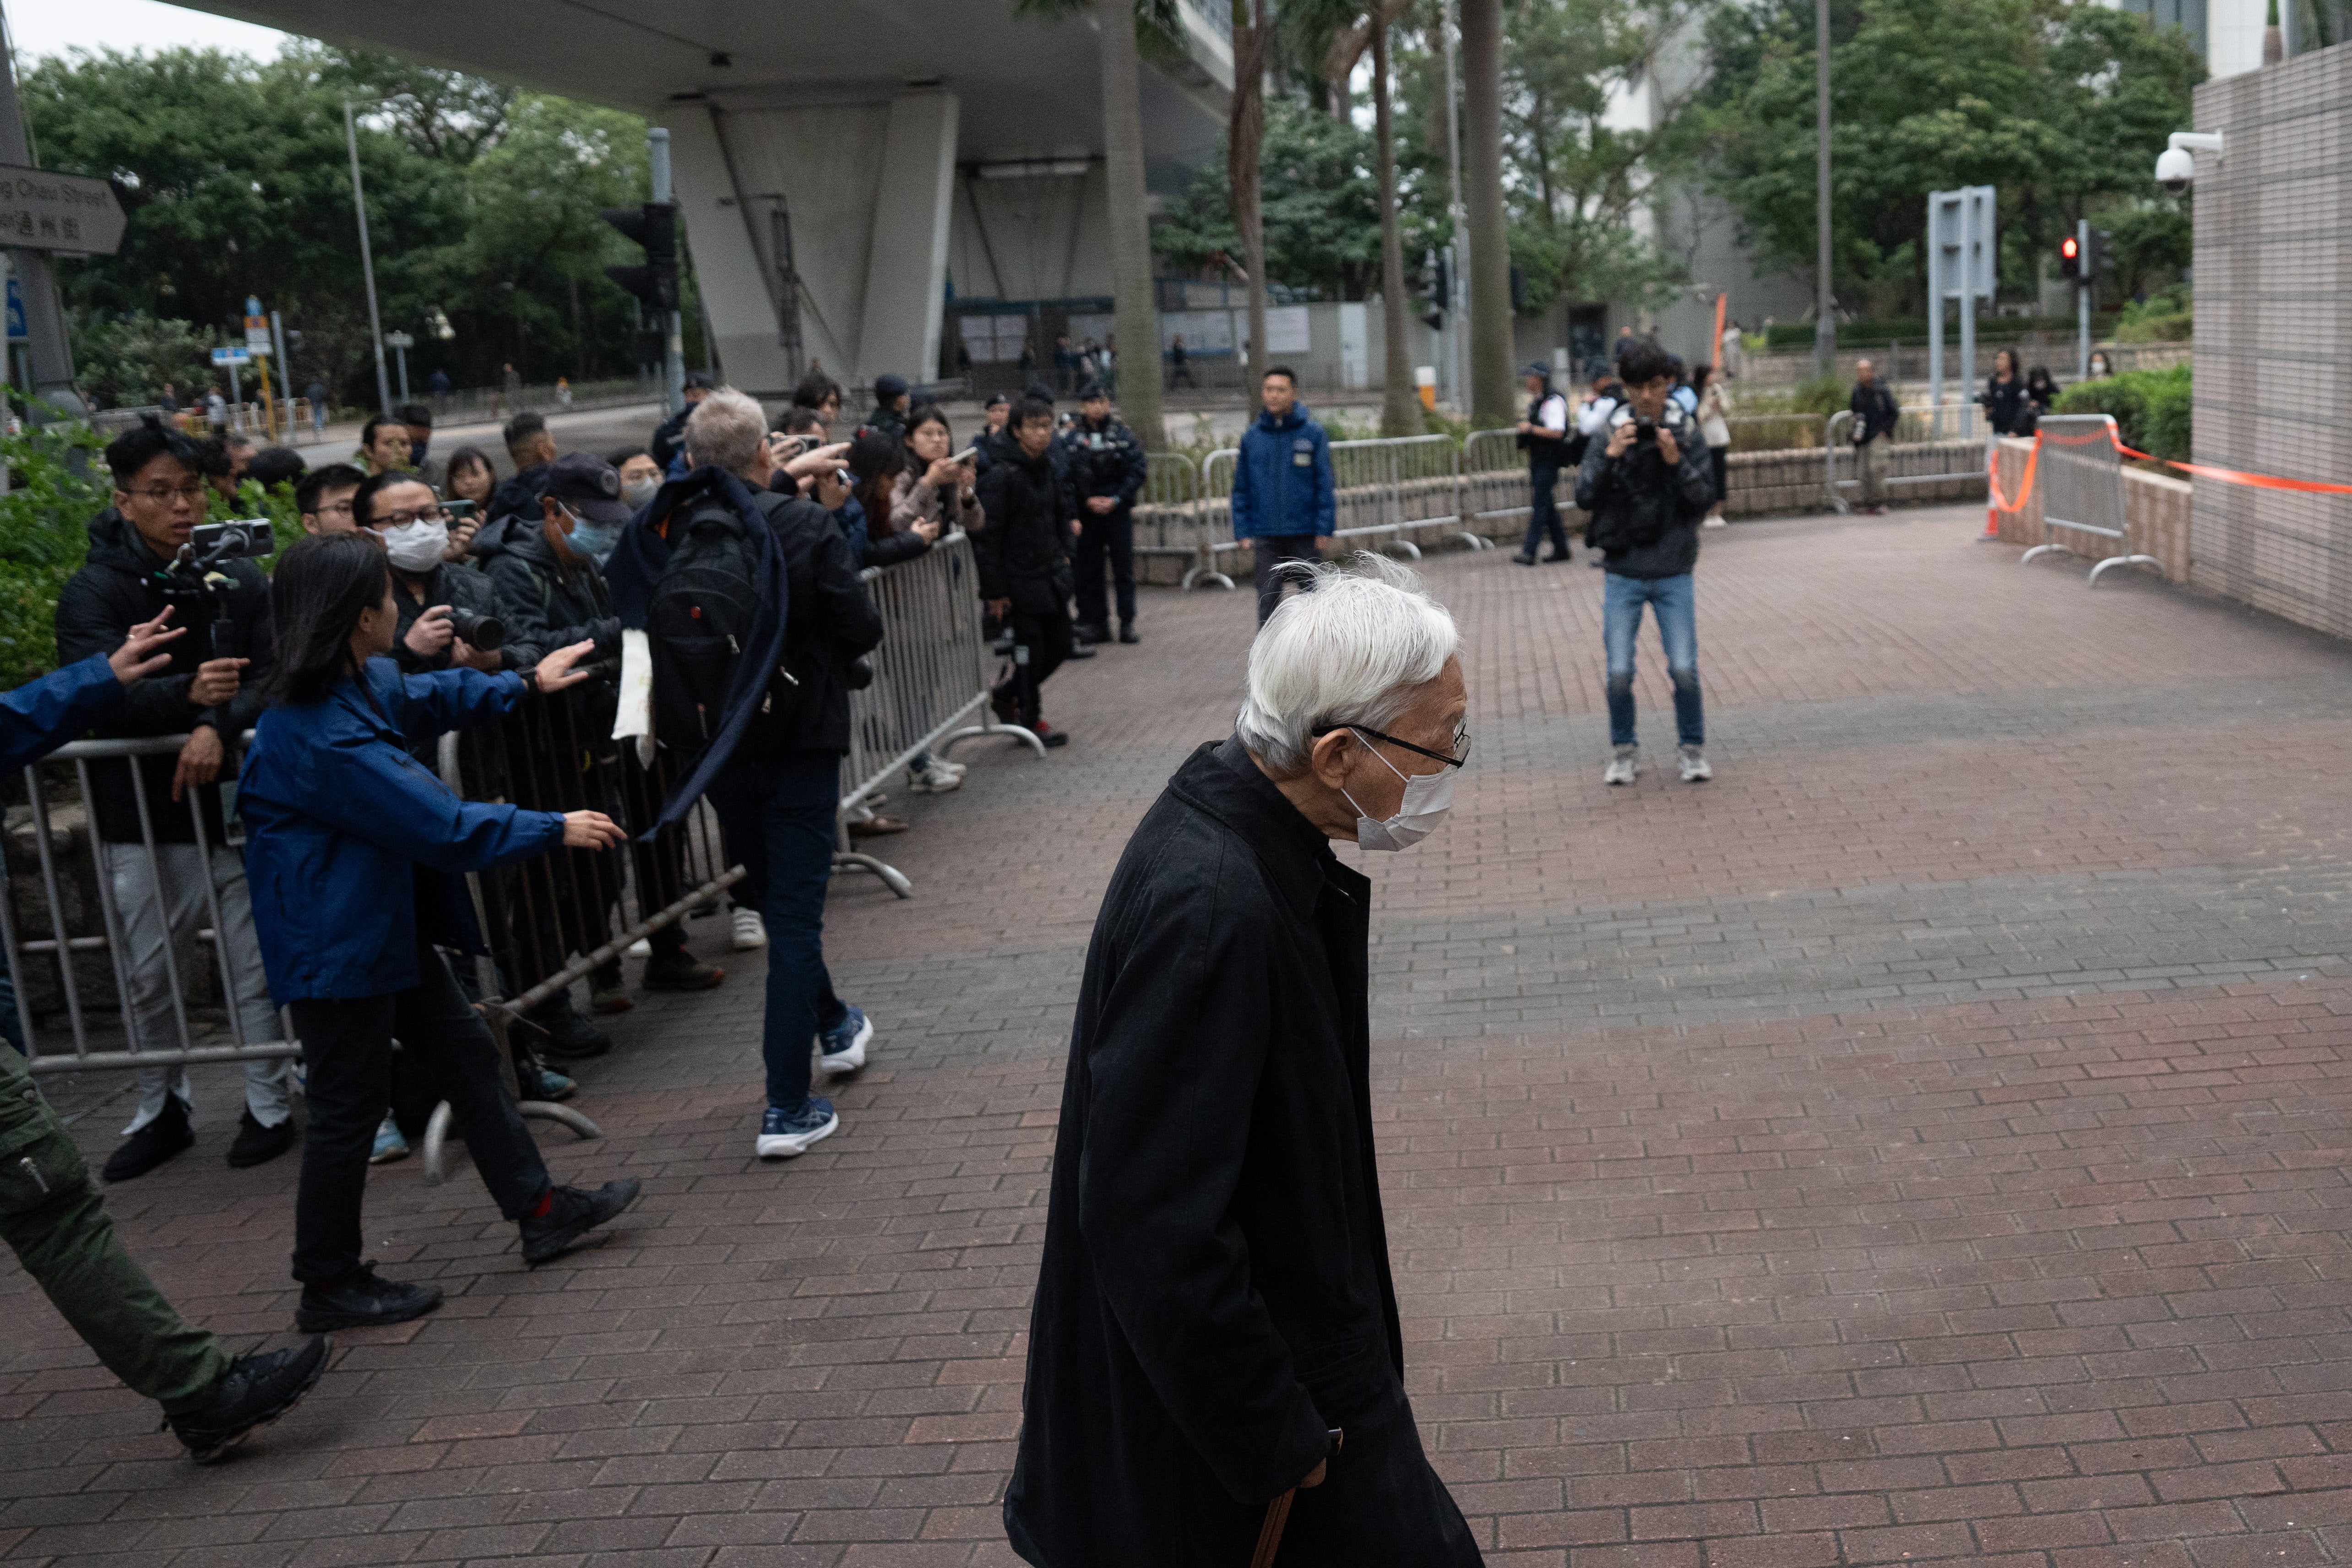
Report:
381,517,450,572
621,476,660,510
560,505,622,564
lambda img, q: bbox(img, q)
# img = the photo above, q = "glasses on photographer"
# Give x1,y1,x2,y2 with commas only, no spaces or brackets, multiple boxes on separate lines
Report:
121,483,208,504
369,505,447,529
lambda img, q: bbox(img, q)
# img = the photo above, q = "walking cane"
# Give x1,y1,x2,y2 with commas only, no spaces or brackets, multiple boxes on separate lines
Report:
1249,1430,1343,1568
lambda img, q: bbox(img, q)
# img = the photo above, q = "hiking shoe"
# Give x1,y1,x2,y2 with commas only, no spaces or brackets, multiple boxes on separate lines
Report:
588,959,633,1015
520,1179,642,1266
295,1264,443,1332
522,1065,576,1103
818,1006,872,1078
909,757,964,793
369,1116,408,1165
643,949,724,991
1118,623,1140,645
1678,745,1713,783
168,1335,331,1463
731,908,767,949
1032,722,1070,749
103,1096,193,1184
1603,745,1638,787
226,1109,297,1170
625,937,653,959
527,1002,611,1061
756,1098,840,1160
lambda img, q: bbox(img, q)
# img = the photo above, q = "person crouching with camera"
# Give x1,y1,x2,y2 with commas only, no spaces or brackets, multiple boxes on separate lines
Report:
237,533,644,1331
1574,336,1718,788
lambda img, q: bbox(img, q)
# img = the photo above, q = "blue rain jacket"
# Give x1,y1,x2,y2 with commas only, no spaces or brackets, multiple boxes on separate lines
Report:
1228,405,1336,541
1,654,121,773
237,660,567,1004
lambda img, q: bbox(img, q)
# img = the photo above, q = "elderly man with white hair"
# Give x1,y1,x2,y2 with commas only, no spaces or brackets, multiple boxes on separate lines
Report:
1005,557,1482,1568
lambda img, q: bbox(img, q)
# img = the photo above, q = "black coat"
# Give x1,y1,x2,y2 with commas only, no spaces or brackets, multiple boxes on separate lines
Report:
391,559,542,678
1059,414,1148,515
1573,404,1714,580
1982,374,2033,436
1008,738,1467,1568
53,509,274,846
487,461,552,527
974,445,1076,615
743,489,884,758
1850,380,1900,444
473,514,622,662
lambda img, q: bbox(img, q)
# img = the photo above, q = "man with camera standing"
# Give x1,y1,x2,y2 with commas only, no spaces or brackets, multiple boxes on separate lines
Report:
1063,380,1148,647
1848,358,1899,516
1574,337,1718,787
53,420,297,1180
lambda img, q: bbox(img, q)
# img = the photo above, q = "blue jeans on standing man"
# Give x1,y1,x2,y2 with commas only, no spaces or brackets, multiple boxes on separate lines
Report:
1602,571,1704,749
704,750,852,1114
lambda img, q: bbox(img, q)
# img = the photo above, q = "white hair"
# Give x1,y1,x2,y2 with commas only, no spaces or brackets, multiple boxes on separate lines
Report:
1235,554,1459,775
683,387,768,479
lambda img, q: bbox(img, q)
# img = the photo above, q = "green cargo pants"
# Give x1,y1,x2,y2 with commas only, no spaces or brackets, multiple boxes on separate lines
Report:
0,1044,228,1414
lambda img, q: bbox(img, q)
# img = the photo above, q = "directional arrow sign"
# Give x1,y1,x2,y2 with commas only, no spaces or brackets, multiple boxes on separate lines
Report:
0,164,129,255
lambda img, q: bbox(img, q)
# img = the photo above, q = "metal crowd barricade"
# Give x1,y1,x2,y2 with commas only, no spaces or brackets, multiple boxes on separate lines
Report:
1327,434,1484,557
2019,414,2156,586
3,733,303,1075
839,530,1045,896
1139,452,1225,592
1462,428,1536,537
1824,407,1996,514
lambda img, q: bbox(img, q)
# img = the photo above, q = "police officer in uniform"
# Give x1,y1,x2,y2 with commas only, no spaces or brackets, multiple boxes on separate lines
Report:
1513,361,1573,564
1060,381,1149,646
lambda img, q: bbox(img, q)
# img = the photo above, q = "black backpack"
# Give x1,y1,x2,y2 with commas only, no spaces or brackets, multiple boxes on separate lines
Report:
647,494,791,760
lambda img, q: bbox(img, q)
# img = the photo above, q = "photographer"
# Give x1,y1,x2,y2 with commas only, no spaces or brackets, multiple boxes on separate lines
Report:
1061,381,1147,646
1575,336,1717,787
238,534,642,1330
54,419,297,1182
1849,358,1899,515
351,472,535,680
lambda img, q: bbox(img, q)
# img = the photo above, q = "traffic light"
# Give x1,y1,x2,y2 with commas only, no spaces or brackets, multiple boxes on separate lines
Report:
2059,233,2080,280
1422,248,1448,332
2084,229,2106,283
601,201,679,312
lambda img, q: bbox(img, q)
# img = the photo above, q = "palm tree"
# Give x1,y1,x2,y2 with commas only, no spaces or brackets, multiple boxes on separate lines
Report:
1460,0,1516,423
1229,0,1276,414
1019,0,1171,451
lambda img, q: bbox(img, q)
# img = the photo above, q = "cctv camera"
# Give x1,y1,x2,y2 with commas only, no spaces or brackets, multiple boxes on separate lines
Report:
2154,146,2195,192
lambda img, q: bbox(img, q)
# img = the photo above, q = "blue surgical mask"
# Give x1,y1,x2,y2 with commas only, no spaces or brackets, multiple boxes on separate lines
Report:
569,519,621,563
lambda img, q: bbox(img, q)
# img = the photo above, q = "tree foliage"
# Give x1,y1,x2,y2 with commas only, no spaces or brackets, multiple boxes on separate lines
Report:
22,45,685,407
1156,98,1387,298
1696,0,2201,315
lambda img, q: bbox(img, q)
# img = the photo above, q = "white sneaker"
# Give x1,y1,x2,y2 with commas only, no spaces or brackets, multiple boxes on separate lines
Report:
756,1098,839,1159
731,908,767,950
816,1007,873,1078
909,758,964,793
625,938,652,959
1679,745,1713,783
1603,746,1638,786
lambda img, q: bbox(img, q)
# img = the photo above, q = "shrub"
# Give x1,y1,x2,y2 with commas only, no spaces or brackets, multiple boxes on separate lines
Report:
2115,286,2193,344
2052,363,2191,462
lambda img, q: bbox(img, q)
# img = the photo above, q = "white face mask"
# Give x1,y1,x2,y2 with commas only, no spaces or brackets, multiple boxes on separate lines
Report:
1341,736,1456,851
621,476,660,509
381,518,449,572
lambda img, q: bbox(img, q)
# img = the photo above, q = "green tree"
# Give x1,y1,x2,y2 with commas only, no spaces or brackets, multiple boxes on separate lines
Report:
1156,100,1385,299
66,315,213,410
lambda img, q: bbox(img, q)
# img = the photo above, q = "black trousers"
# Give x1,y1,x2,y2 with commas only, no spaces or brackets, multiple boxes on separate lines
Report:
287,935,550,1283
1253,535,1324,626
994,607,1074,727
1521,464,1570,557
1073,508,1137,631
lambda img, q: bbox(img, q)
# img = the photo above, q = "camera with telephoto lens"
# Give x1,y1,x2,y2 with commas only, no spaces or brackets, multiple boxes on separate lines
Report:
445,607,505,651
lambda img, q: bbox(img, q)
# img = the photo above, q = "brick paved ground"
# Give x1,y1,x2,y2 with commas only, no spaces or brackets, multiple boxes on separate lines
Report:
7,503,2352,1568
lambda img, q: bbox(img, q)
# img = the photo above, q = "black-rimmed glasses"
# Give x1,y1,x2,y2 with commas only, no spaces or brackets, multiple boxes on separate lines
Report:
1312,721,1471,768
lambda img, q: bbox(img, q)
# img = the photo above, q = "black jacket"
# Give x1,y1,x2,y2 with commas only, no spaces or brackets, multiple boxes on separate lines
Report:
53,509,274,845
1851,380,1900,445
473,515,622,662
648,407,690,469
745,489,884,758
1982,374,2033,436
1006,737,1405,1566
487,461,552,527
1059,414,1148,514
391,559,542,677
1573,404,1714,581
973,445,1076,614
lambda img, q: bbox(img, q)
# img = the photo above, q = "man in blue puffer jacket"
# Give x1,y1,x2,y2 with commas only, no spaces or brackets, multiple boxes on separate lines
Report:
1229,366,1336,626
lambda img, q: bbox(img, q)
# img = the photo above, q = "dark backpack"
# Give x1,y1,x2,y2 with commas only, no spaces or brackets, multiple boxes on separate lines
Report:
647,495,790,760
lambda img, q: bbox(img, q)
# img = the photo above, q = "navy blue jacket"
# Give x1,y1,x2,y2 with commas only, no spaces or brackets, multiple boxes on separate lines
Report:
1,654,121,773
1229,406,1336,541
237,662,566,1004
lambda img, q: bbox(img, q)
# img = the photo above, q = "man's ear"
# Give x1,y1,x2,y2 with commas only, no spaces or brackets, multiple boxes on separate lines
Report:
1308,728,1356,791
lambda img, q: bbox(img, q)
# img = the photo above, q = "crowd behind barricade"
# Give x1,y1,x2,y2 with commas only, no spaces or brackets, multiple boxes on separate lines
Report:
0,351,1193,1462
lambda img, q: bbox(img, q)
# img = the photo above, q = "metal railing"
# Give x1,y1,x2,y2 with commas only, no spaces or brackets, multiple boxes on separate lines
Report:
2018,415,2157,586
841,531,1043,896
1462,428,1539,536
1196,434,1488,576
4,734,298,1075
1824,407,1996,514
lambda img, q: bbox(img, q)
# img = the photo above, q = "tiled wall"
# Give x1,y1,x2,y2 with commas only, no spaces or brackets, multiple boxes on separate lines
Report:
2190,44,2352,640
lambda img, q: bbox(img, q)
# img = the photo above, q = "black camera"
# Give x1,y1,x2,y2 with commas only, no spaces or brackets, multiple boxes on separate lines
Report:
1633,417,1658,444
188,519,273,560
446,607,506,651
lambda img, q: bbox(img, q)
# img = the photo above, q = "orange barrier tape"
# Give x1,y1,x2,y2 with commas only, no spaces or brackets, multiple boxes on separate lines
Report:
1987,438,2041,515
2109,434,2352,495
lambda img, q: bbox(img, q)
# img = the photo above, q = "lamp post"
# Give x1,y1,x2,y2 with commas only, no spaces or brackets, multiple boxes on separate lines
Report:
344,100,393,416
1813,0,1835,377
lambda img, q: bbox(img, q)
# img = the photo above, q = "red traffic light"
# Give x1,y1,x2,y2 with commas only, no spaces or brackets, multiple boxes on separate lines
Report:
2059,235,2081,279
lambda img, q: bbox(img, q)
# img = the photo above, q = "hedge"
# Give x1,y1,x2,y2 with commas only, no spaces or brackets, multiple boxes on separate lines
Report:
2050,363,2190,463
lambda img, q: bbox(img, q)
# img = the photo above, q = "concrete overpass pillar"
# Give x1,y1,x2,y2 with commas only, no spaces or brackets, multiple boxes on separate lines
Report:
859,89,959,388
663,107,793,396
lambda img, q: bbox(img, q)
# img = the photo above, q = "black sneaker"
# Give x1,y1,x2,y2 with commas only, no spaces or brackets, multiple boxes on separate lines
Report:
1032,722,1071,749
520,1179,643,1266
1118,623,1140,645
103,1096,193,1183
295,1263,444,1332
1512,551,1537,566
1073,621,1110,644
1066,629,1097,660
526,1001,611,1061
167,1335,331,1464
641,949,724,992
225,1109,298,1169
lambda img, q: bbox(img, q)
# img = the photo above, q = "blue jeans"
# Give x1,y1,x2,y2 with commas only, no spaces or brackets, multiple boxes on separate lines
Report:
705,750,850,1113
1602,571,1703,749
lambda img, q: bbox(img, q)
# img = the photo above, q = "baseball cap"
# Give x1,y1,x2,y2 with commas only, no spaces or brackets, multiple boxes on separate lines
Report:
1523,361,1552,380
875,373,910,401
682,370,717,392
544,451,633,526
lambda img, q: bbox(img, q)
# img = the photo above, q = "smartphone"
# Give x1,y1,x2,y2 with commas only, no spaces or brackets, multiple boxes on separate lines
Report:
442,499,477,520
949,446,978,465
